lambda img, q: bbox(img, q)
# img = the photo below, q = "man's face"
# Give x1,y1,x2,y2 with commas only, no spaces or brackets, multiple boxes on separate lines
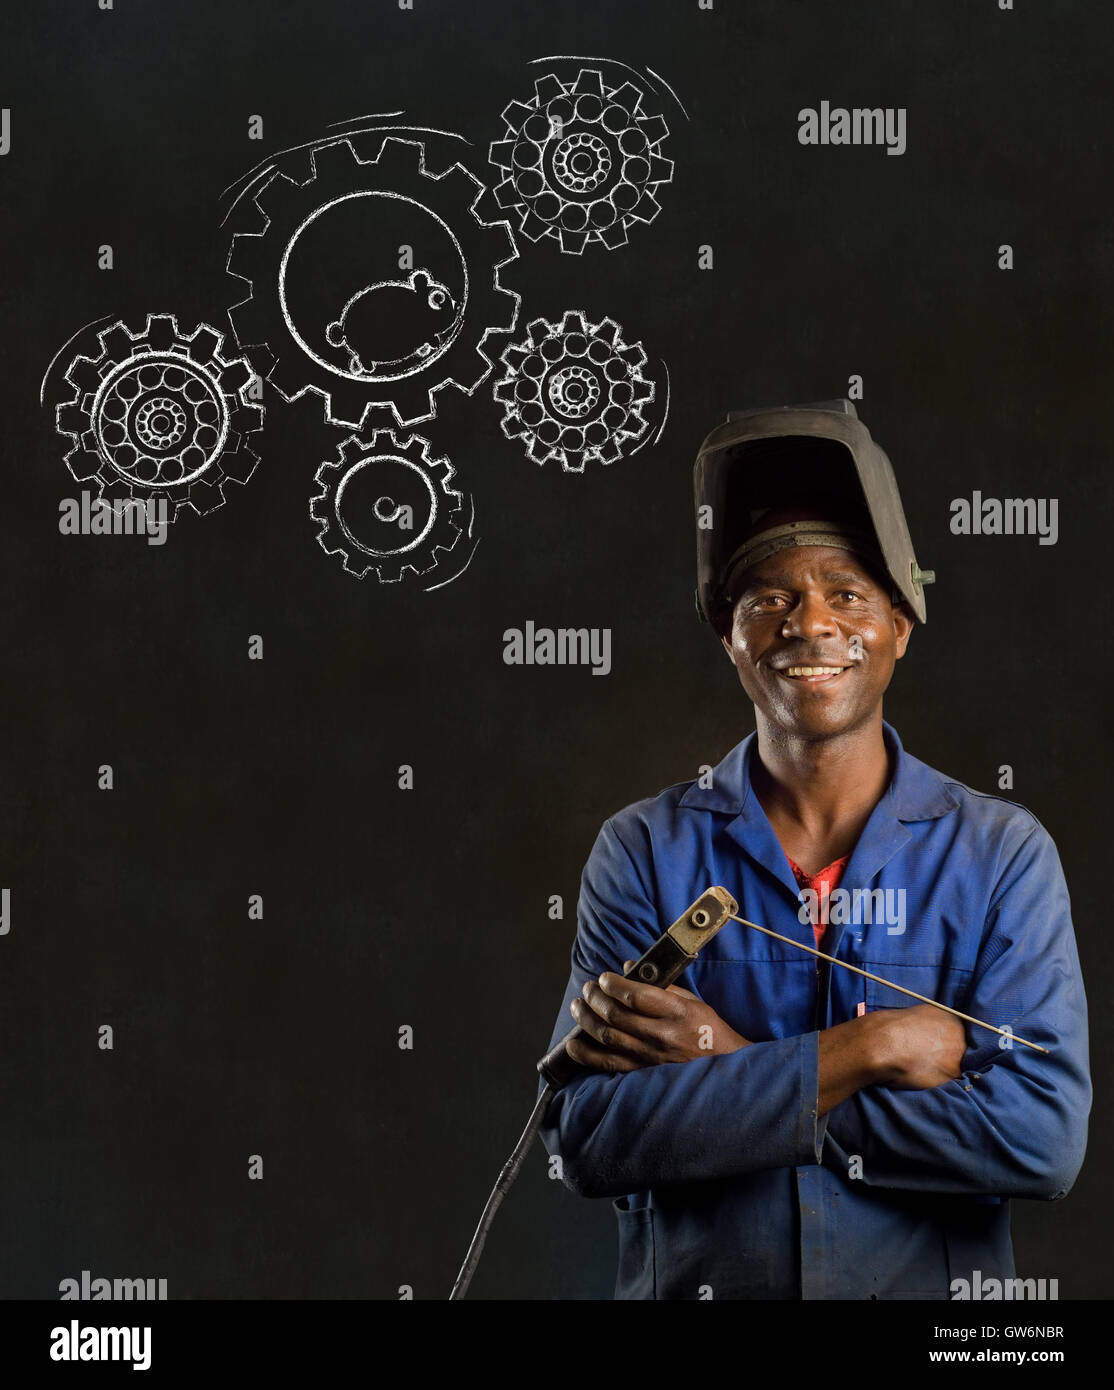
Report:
719,545,913,741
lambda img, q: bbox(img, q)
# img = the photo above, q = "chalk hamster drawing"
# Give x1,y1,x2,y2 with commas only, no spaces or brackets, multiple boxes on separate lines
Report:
224,126,520,428
324,269,457,377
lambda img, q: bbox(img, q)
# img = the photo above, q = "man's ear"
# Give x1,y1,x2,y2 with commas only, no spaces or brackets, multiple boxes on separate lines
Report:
892,599,915,659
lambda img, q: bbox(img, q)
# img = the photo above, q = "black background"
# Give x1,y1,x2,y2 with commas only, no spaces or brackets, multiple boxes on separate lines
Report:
0,0,1109,1301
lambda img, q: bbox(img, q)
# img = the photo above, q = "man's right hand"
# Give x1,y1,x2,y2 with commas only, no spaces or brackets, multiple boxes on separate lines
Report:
817,1004,968,1115
869,1004,968,1089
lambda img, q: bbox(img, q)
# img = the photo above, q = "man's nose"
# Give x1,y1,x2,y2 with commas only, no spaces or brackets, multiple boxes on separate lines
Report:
780,593,836,639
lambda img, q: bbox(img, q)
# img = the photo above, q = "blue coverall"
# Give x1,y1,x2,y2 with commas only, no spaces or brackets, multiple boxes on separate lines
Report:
539,722,1091,1299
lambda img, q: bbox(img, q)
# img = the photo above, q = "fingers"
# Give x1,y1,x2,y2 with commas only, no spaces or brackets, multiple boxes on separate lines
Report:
565,1032,643,1074
595,971,687,1019
621,960,698,1004
570,989,659,1060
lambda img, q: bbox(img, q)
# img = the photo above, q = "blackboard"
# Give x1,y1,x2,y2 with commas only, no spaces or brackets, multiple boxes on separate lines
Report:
1,0,1109,1312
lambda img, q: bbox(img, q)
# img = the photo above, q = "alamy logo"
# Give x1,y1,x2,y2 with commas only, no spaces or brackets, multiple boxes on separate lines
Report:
49,1321,151,1371
949,492,1058,545
503,621,612,676
950,1270,1059,1301
59,1270,167,1300
59,492,169,546
798,886,906,935
798,102,906,156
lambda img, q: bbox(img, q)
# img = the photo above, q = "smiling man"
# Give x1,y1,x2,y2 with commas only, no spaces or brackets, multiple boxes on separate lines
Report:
538,400,1091,1300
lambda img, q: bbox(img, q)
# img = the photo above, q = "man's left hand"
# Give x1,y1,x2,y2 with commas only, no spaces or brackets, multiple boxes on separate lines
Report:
566,962,752,1073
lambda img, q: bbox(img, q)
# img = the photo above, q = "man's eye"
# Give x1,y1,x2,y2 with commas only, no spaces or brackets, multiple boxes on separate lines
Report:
750,594,789,610
835,590,864,602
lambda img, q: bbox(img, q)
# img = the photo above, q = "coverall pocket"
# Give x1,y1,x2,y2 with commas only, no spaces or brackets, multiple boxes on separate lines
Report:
613,1198,656,1300
863,964,970,1013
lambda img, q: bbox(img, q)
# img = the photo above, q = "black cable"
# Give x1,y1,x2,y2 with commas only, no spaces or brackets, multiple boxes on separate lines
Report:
449,1083,555,1300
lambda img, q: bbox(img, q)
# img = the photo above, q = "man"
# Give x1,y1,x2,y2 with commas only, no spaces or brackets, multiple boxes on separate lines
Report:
538,400,1091,1300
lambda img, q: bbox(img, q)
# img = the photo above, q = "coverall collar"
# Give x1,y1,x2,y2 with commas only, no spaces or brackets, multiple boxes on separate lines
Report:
678,719,959,899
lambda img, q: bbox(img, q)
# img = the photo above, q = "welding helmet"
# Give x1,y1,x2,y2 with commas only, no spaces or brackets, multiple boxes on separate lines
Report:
694,399,934,630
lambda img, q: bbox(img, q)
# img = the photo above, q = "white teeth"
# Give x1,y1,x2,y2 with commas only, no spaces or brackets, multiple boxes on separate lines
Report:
784,666,844,676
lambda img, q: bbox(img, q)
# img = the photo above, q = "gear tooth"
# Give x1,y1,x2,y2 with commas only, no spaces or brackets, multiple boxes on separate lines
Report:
611,81,643,115
308,138,361,181
561,310,588,337
648,155,674,183
632,377,655,404
65,449,105,482
338,436,364,464
444,343,494,396
229,400,265,433
626,412,650,442
638,114,670,147
98,476,135,506
561,453,587,475
187,326,223,364
534,74,565,106
99,324,134,361
500,344,528,372
66,356,104,393
490,259,521,309
185,479,223,515
366,135,424,180
519,210,553,243
218,359,251,394
383,378,436,427
146,315,178,351
227,231,268,283
502,99,536,130
558,228,588,255
472,187,513,233
220,449,258,485
322,379,374,430
226,301,261,349
432,517,463,555
573,68,605,99
56,403,88,437
227,195,269,240
619,342,647,370
314,458,345,487
268,355,311,402
631,191,662,223
526,317,553,345
599,222,630,251
595,318,621,345
429,154,482,195
492,177,524,210
253,169,301,219
499,413,529,442
316,527,345,558
488,139,515,168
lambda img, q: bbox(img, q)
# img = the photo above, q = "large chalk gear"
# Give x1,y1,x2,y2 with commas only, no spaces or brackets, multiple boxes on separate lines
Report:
693,399,935,629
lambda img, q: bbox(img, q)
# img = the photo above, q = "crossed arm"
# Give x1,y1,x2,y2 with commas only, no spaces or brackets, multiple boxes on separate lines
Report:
540,819,1091,1202
569,964,967,1114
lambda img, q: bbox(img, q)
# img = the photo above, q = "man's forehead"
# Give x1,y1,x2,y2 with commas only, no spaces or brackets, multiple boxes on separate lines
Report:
736,546,880,591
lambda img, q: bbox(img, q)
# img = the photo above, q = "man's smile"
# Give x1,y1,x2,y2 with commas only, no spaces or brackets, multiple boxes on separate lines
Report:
772,663,854,684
